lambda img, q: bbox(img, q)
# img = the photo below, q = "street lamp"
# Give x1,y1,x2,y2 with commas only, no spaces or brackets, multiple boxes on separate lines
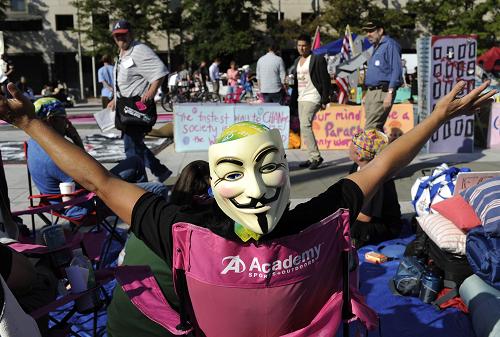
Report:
76,0,85,100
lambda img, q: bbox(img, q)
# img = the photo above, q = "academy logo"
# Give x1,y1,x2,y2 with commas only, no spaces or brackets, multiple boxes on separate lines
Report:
220,243,323,278
221,256,246,274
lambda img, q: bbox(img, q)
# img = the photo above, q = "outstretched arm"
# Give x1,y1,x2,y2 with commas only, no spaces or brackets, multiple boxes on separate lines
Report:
348,81,496,201
0,83,145,225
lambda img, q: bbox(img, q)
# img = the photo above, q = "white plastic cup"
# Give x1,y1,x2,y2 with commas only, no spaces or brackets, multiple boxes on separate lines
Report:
59,182,75,203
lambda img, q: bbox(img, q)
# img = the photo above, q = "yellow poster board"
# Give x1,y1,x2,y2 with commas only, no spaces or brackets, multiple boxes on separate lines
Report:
312,103,414,150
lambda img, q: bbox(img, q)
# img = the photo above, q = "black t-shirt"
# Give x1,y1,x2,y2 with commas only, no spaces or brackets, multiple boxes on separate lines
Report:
131,179,364,267
0,243,13,280
361,179,401,224
0,243,13,309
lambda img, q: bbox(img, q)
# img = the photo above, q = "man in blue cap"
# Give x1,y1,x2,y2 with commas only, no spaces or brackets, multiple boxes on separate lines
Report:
107,20,172,183
363,20,403,130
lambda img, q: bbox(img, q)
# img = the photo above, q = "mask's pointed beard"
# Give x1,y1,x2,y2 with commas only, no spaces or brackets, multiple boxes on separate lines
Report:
257,213,269,234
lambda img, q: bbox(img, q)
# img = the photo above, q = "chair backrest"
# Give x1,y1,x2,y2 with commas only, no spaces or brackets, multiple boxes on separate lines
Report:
116,210,378,336
170,209,377,337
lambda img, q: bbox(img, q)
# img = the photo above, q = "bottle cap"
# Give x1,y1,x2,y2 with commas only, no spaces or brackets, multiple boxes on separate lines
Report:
72,248,84,257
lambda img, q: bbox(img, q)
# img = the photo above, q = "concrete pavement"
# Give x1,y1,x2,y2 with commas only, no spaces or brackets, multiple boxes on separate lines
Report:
2,120,500,230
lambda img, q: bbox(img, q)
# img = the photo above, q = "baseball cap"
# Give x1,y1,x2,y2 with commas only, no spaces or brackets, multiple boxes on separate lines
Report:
361,20,382,32
112,20,131,35
34,97,66,119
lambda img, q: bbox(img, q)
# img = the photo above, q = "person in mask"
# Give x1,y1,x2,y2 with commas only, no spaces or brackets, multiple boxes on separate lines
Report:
0,80,495,336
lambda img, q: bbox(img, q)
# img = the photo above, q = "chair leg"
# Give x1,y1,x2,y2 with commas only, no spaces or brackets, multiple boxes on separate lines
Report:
98,216,122,269
93,309,98,337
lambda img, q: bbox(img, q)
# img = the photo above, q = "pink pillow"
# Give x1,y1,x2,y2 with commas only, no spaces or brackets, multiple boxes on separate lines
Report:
431,194,481,231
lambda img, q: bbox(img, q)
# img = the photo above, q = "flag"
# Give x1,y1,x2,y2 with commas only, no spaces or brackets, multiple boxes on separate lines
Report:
335,27,352,104
312,26,321,50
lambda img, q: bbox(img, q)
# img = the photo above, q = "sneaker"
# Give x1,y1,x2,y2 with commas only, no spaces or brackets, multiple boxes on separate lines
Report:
308,157,324,170
299,160,312,168
156,168,172,183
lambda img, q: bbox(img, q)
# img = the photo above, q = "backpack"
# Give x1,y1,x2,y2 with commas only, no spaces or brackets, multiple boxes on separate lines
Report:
390,256,426,296
466,226,500,290
403,223,473,309
411,164,471,217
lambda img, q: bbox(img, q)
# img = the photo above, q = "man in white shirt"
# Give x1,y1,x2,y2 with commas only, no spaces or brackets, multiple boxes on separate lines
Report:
290,34,332,170
107,20,172,182
209,57,221,95
256,44,286,103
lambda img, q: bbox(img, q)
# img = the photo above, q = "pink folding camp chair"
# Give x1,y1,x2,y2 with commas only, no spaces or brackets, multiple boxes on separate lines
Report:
8,235,115,337
12,190,122,269
116,208,378,337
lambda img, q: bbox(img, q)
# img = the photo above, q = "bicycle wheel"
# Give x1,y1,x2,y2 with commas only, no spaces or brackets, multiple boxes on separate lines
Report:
161,93,173,112
171,92,189,104
200,92,221,103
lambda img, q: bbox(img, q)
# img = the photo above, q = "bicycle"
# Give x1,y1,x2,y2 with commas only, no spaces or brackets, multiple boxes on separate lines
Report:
162,80,221,111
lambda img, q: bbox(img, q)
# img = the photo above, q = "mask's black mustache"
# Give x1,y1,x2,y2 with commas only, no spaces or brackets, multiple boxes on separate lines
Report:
229,188,281,209
257,213,268,234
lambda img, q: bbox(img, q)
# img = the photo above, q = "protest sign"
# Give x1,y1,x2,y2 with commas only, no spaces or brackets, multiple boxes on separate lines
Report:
488,103,500,148
173,104,290,152
312,103,414,150
424,35,477,153
234,104,290,146
312,104,364,150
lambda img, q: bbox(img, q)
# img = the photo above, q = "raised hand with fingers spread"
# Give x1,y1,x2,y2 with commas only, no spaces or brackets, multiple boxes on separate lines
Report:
433,80,497,121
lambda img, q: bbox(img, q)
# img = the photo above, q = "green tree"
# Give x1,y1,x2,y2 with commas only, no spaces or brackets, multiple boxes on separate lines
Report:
322,0,415,41
72,0,167,57
181,0,266,64
322,0,372,35
406,0,499,52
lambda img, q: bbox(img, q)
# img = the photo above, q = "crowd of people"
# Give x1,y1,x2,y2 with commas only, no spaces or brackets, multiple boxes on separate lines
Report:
0,16,497,337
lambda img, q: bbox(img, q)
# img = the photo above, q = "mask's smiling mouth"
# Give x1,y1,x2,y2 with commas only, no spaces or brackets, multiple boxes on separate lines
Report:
229,188,281,211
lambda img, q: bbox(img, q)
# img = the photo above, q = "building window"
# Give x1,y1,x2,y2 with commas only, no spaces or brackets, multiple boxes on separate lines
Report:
266,12,284,29
55,15,74,31
10,0,26,12
0,19,43,31
301,12,315,25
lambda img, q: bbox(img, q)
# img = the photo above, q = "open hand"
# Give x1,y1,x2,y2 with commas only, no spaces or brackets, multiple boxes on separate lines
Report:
0,83,36,128
433,80,497,121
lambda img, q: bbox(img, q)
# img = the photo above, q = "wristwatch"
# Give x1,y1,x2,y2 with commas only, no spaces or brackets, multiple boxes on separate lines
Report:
388,88,394,94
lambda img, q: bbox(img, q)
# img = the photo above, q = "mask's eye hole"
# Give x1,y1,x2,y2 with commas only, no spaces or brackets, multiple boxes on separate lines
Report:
224,172,243,181
260,163,278,174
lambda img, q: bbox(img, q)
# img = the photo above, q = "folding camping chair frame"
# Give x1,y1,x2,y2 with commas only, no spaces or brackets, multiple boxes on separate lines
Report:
10,241,117,337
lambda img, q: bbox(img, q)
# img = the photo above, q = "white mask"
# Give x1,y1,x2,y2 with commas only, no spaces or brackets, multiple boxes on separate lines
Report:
209,128,290,235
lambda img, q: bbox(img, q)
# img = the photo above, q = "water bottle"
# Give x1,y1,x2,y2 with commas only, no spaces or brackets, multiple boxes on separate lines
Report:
67,248,100,313
419,271,442,303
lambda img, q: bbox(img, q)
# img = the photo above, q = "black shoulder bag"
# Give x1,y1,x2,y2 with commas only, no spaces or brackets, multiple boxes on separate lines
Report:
114,58,157,133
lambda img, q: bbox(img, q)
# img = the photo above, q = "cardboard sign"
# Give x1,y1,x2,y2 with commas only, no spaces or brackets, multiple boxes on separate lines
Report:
312,103,414,150
488,103,500,148
234,105,290,146
174,104,290,152
426,35,477,153
454,170,500,195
